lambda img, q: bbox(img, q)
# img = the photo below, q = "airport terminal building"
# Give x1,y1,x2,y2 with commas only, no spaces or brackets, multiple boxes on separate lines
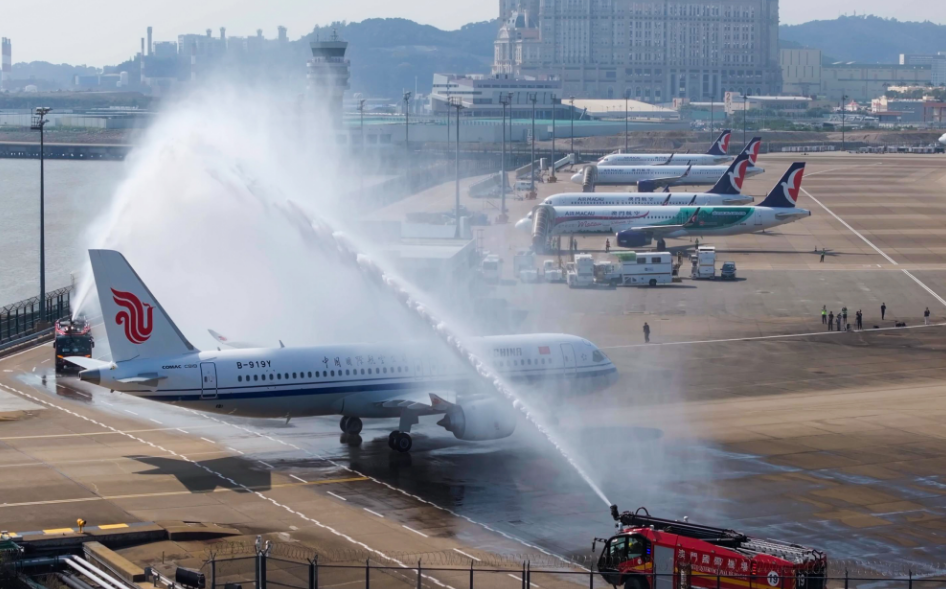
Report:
493,0,782,102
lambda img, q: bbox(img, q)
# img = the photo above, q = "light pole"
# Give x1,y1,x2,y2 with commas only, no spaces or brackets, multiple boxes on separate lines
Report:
841,93,848,152
742,94,748,146
550,96,558,182
528,92,538,195
710,94,715,134
569,96,575,155
449,96,464,237
358,99,366,199
624,91,629,152
499,93,512,220
31,107,51,323
403,91,411,150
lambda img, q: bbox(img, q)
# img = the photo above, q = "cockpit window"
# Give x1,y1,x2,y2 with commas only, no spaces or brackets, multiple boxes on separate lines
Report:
592,350,608,363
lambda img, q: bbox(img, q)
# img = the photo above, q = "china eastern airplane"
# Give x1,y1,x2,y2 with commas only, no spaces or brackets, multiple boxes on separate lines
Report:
573,137,763,192
598,129,732,166
526,162,809,251
516,152,754,230
67,250,618,452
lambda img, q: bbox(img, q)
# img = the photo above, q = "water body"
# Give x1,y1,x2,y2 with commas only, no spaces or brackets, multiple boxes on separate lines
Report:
0,159,122,306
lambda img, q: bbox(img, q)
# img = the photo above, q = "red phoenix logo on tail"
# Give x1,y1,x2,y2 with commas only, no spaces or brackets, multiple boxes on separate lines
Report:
720,133,731,153
111,288,154,344
730,160,749,190
782,168,805,204
748,140,761,164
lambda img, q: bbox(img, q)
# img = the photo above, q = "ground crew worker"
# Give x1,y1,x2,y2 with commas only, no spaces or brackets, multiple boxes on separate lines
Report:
836,313,842,331
842,307,848,326
828,311,834,331
881,302,887,320
605,239,611,254
643,322,651,343
925,307,931,325
856,310,863,330
821,305,827,324
820,250,825,263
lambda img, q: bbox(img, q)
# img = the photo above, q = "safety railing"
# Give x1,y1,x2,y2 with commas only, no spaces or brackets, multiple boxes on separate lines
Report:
179,548,946,589
0,286,73,348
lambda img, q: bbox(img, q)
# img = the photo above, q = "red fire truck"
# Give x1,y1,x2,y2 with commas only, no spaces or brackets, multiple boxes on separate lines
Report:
595,507,827,589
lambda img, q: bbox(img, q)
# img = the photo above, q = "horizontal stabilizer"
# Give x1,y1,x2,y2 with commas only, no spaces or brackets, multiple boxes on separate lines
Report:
64,356,113,371
208,329,261,350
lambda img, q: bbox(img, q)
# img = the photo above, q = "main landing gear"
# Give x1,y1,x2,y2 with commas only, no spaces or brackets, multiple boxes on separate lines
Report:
339,416,363,435
656,238,667,251
388,431,413,453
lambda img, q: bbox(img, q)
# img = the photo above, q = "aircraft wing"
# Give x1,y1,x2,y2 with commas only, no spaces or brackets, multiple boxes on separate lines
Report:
654,153,675,166
208,329,260,349
624,208,701,236
641,165,692,189
374,391,458,413
118,373,167,385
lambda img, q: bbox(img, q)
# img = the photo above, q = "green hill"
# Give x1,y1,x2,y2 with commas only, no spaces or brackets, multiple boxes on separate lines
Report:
780,15,946,64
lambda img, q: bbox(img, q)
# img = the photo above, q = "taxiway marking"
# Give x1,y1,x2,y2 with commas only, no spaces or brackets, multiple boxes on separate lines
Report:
802,186,946,309
452,548,480,562
364,508,385,518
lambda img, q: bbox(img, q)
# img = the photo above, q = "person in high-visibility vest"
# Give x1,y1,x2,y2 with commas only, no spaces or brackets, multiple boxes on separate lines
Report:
821,305,827,324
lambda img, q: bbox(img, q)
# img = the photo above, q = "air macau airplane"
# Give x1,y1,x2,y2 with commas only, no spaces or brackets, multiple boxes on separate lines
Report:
597,129,733,166
68,251,618,452
573,137,763,192
524,163,809,251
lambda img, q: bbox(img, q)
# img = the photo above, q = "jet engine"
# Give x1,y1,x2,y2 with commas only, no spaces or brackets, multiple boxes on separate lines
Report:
616,231,653,249
437,398,516,441
637,179,659,193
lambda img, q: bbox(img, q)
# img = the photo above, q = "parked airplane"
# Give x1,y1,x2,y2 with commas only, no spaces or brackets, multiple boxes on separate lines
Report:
573,137,763,192
68,250,618,452
939,133,946,146
597,129,733,166
515,152,755,231
527,163,809,251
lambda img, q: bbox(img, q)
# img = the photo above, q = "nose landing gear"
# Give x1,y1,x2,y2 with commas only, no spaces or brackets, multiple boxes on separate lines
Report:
388,431,413,452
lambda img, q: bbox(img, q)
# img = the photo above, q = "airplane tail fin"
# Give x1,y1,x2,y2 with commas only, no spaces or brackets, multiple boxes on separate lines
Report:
706,152,751,195
706,129,732,156
736,136,763,166
88,249,195,363
758,163,806,209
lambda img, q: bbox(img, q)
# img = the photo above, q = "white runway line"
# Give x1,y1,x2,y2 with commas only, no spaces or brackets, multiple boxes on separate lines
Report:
802,186,946,309
176,428,188,434
452,548,480,562
290,474,307,483
149,419,162,425
327,491,347,501
123,409,138,416
363,508,385,518
228,447,244,455
257,460,274,469
402,525,429,538
200,437,215,444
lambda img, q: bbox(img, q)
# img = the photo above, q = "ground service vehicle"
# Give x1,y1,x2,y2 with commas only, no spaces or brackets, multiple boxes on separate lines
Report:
54,318,94,373
567,255,596,288
721,262,737,281
596,507,826,589
595,253,673,287
691,246,717,279
543,260,565,282
481,255,502,283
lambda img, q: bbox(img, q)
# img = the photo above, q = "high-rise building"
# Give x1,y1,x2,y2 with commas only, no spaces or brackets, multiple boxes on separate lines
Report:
1,38,11,91
308,30,350,125
494,0,782,102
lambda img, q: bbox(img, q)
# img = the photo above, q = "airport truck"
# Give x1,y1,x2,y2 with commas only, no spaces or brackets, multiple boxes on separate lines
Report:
543,260,566,283
54,317,94,374
594,253,674,287
595,507,827,589
480,255,503,283
567,254,596,288
691,246,718,279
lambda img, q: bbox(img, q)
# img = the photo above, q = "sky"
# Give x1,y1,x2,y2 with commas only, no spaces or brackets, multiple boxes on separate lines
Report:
4,0,946,67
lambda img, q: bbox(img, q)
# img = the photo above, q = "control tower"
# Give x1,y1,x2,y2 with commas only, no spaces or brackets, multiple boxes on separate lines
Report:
308,30,349,126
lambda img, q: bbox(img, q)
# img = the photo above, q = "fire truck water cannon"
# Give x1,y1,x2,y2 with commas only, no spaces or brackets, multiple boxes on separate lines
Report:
596,506,827,589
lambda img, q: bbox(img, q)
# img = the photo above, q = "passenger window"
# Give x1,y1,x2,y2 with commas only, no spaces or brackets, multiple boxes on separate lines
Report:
277,373,282,380
637,258,646,264
308,371,312,378
361,369,365,375
346,369,350,376
293,372,297,378
284,373,289,379
253,375,258,381
383,367,387,374
269,374,274,380
331,370,335,377
238,375,242,382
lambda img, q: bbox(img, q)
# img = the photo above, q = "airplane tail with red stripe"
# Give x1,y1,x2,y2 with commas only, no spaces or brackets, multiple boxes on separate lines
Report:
706,152,751,195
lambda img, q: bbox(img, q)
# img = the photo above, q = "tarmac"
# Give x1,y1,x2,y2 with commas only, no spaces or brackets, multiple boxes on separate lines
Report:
3,152,946,583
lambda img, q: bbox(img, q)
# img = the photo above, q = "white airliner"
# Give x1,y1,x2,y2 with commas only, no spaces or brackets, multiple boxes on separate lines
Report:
573,137,764,192
598,129,733,166
515,152,755,230
68,250,618,452
526,163,809,251
939,133,946,146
